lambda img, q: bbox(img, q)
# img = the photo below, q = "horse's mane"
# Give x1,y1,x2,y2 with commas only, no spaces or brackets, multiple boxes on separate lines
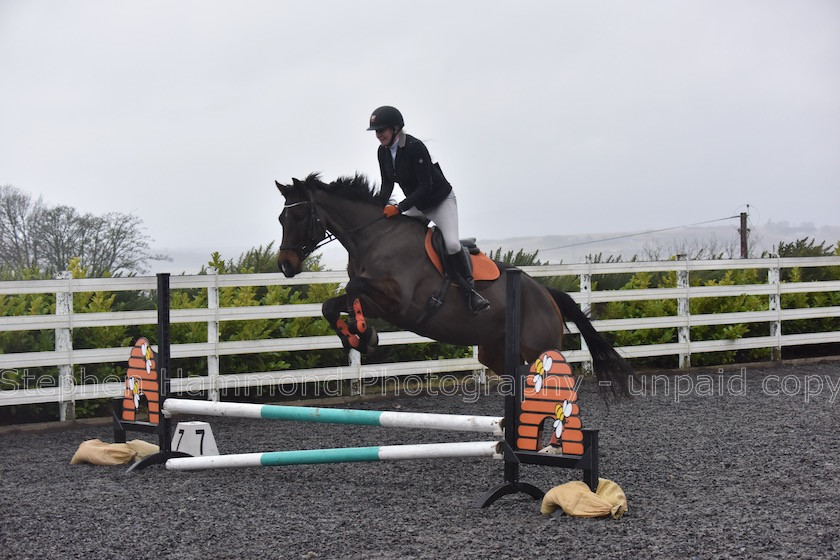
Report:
302,172,384,207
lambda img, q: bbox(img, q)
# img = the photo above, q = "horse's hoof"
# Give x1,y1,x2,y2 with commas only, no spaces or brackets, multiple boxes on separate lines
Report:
339,334,360,352
360,328,379,355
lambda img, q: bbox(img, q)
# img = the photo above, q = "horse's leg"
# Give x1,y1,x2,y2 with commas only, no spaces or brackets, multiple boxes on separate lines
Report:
347,293,378,354
517,276,568,365
477,342,506,376
344,277,401,355
322,294,362,352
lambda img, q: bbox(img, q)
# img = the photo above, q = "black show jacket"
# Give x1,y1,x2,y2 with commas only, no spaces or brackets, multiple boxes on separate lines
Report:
377,132,453,212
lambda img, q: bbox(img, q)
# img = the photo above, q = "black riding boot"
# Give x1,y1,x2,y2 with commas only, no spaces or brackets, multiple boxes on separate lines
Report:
448,249,490,315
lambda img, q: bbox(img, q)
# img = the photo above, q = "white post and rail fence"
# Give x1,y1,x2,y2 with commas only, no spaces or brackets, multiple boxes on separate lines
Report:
1,257,839,421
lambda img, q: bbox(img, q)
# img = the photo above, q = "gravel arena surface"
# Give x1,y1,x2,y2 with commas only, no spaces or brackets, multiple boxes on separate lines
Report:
2,361,839,559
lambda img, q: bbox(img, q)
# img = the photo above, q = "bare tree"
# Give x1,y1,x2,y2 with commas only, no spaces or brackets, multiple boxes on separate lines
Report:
36,206,168,276
2,185,168,277
0,185,44,272
88,211,169,276
35,205,88,274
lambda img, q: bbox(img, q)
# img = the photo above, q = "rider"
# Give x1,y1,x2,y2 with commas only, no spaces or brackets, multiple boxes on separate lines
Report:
367,105,490,315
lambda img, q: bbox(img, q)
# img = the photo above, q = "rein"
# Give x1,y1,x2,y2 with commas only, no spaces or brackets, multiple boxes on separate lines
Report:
347,215,385,234
279,195,385,258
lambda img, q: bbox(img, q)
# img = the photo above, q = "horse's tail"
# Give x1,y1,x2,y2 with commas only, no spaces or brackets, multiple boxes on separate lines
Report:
546,287,633,401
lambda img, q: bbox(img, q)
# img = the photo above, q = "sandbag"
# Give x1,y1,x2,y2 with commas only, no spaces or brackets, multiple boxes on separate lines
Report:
540,478,627,519
70,439,160,466
125,439,160,459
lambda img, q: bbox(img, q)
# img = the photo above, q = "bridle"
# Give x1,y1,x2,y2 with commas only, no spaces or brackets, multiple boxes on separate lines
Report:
278,187,387,260
277,190,335,260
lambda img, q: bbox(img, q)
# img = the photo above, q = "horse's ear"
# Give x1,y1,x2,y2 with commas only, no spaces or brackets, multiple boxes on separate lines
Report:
292,178,303,186
275,180,289,194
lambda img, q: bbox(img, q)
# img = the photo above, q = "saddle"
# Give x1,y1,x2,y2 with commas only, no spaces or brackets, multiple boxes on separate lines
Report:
424,228,500,281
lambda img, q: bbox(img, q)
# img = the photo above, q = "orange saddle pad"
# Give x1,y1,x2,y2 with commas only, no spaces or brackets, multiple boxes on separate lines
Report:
424,229,500,281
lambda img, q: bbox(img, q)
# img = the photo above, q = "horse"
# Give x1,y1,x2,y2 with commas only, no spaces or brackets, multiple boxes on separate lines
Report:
274,173,632,399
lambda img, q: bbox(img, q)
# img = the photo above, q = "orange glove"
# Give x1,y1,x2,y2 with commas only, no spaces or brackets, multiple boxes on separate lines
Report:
383,205,400,218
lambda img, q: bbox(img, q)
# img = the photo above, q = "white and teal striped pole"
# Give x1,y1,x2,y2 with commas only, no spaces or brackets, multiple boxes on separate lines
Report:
165,441,502,471
164,399,504,436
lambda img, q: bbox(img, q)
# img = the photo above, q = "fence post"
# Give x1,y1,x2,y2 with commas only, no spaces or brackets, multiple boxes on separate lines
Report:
207,268,220,402
579,261,593,375
55,271,74,421
349,349,361,396
473,345,486,386
768,261,782,361
677,256,691,369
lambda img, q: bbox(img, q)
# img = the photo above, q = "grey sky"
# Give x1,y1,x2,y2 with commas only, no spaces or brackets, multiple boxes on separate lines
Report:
1,1,838,269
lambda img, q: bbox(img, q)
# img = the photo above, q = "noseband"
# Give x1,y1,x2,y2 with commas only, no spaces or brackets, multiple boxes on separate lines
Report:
278,191,335,260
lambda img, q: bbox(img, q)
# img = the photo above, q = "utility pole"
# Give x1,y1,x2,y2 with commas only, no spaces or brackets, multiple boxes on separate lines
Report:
739,209,749,258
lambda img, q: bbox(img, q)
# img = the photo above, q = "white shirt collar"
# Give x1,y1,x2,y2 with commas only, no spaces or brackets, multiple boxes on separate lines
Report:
389,136,399,163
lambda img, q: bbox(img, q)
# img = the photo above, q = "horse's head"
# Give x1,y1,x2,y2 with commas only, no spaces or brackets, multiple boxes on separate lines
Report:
275,177,328,277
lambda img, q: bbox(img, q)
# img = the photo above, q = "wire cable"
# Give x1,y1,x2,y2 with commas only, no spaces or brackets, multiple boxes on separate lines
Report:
540,215,742,253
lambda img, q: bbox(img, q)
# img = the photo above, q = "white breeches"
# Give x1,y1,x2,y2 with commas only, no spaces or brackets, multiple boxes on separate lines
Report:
402,191,461,255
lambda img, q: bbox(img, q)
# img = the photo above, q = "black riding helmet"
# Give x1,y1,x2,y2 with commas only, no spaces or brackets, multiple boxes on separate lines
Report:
367,106,404,131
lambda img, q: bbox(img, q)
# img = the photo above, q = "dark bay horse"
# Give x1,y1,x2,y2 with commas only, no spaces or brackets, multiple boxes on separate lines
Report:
275,174,631,399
